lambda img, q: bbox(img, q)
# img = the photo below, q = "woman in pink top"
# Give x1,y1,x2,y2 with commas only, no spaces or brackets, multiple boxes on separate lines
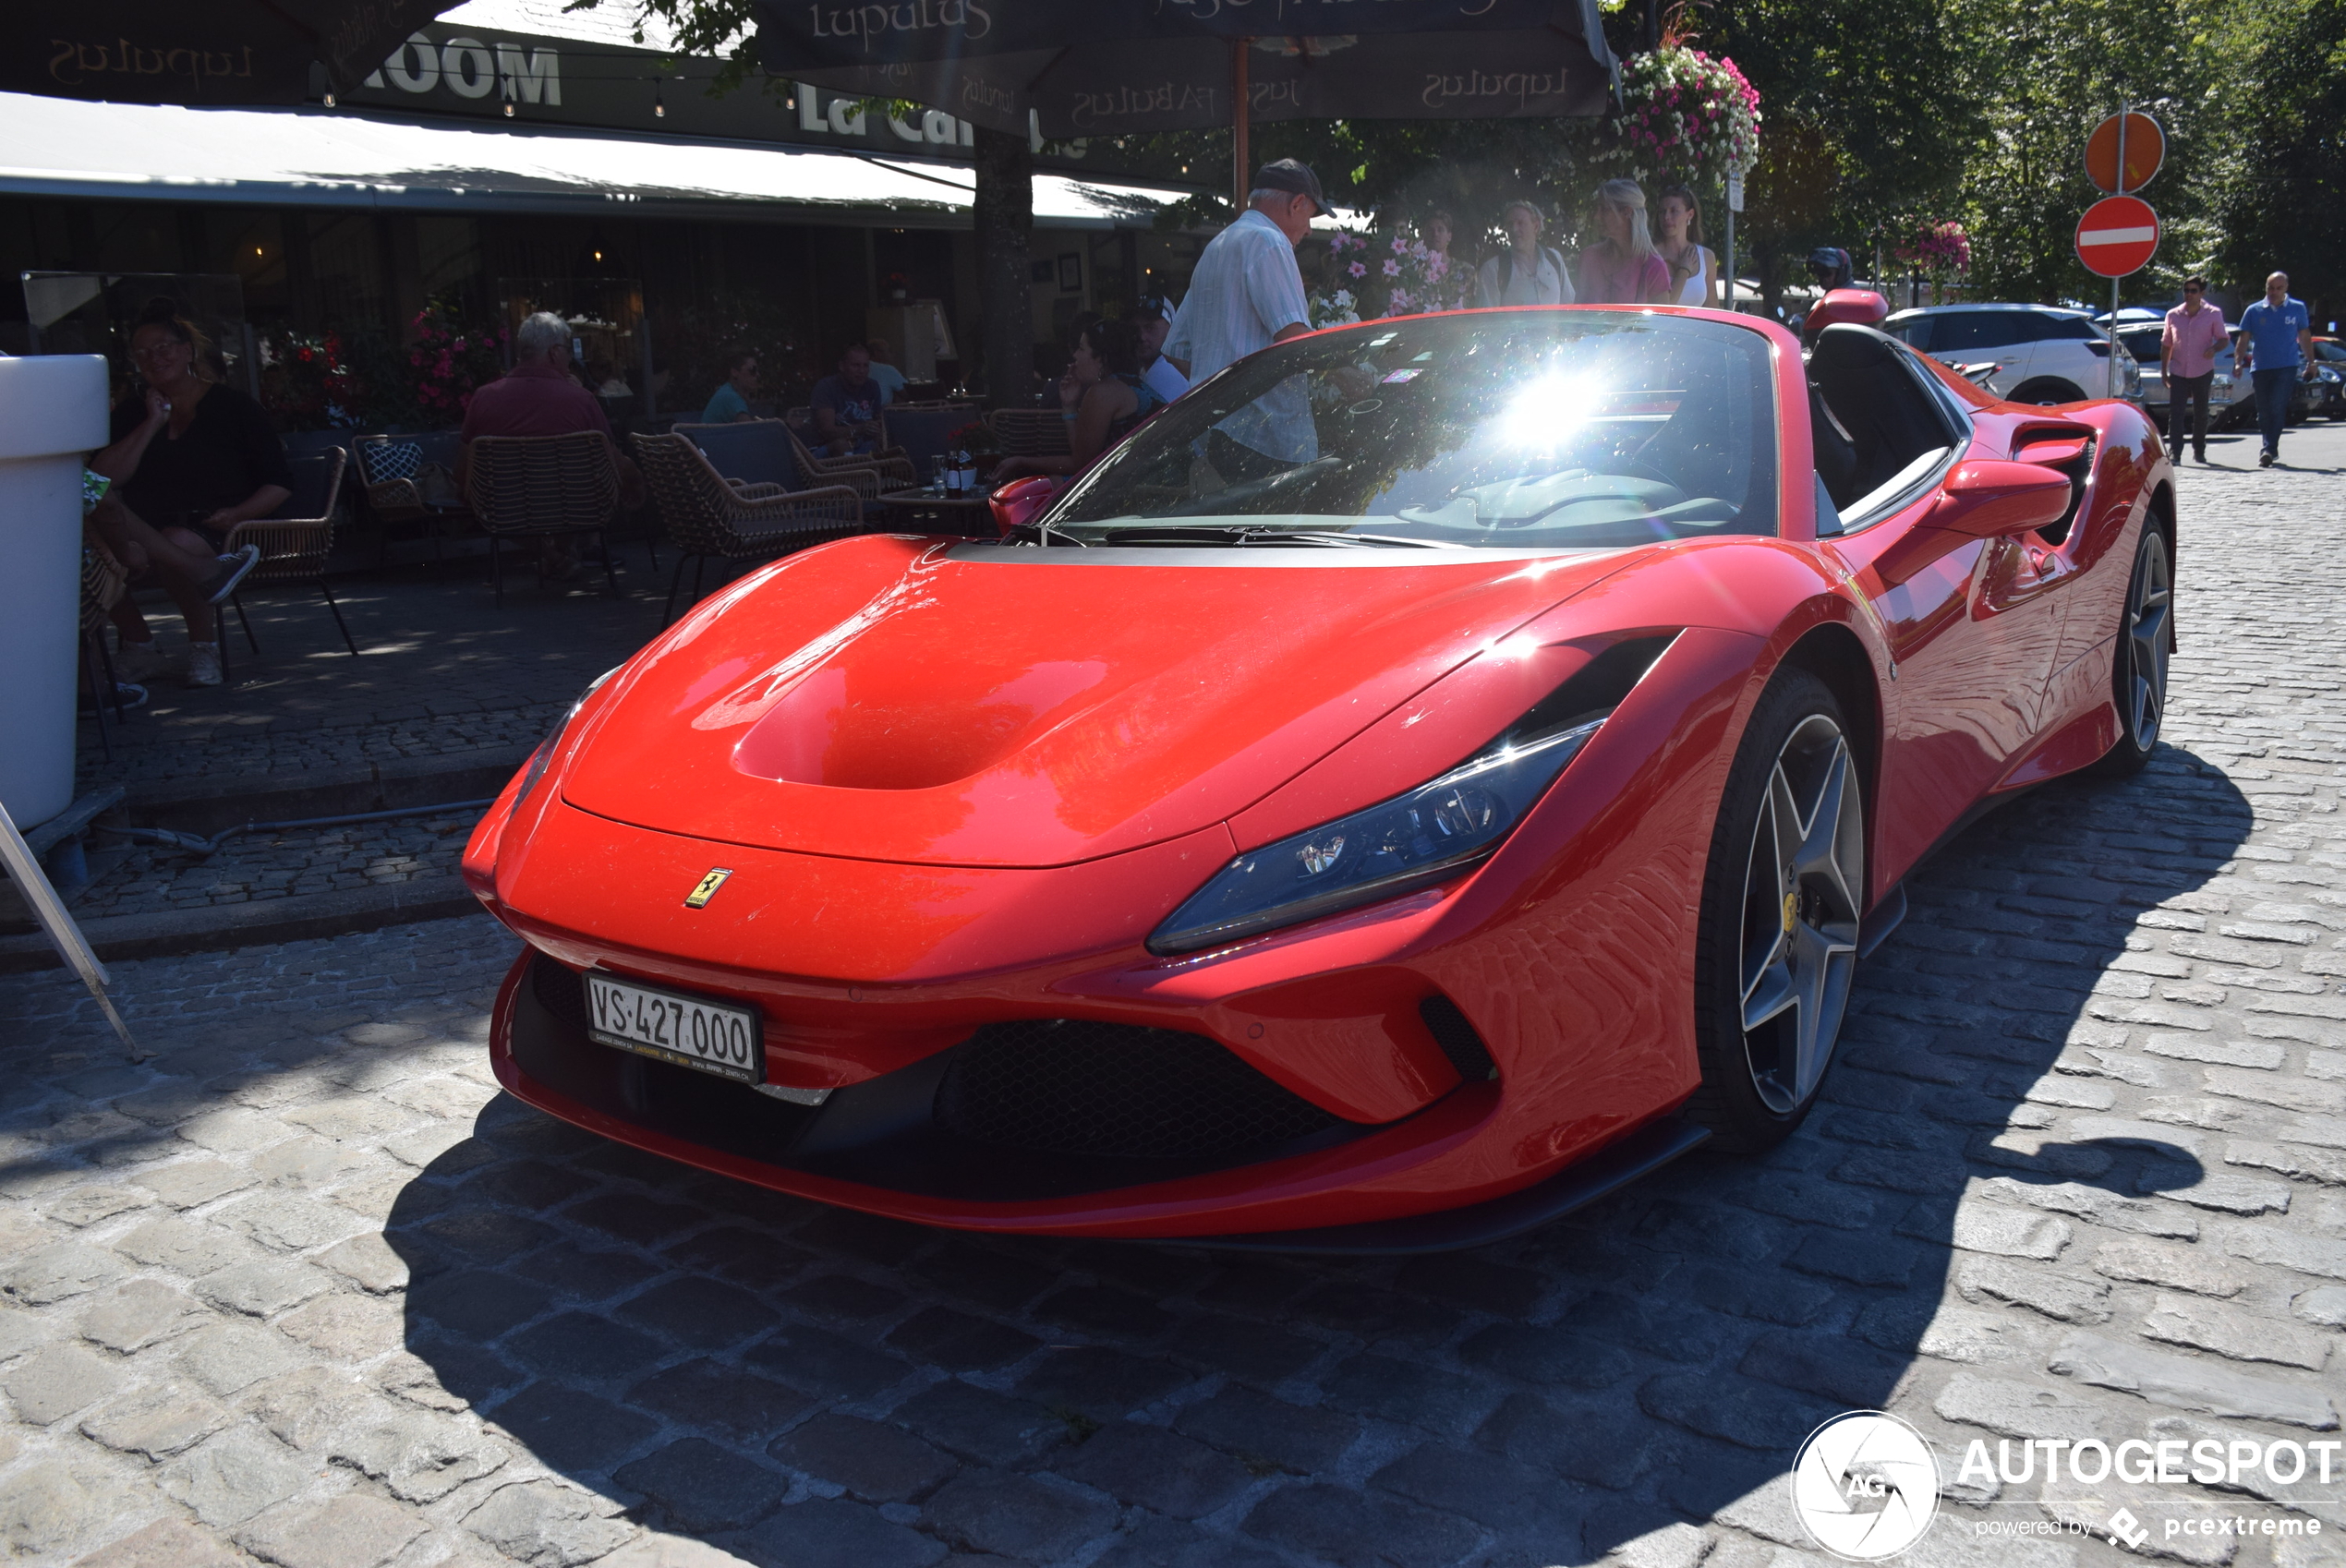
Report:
1576,180,1675,306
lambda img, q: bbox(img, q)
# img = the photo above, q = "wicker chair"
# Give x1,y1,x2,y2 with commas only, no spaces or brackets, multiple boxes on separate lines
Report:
882,403,982,487
463,432,623,608
786,423,920,493
986,407,1075,459
670,419,892,506
219,450,357,671
633,432,866,627
79,537,134,755
353,431,468,571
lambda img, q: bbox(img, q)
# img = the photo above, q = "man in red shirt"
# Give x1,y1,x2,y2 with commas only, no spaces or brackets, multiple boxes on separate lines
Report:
460,311,644,577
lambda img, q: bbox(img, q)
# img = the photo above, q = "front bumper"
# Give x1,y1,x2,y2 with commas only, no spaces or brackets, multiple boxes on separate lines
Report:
470,626,1768,1237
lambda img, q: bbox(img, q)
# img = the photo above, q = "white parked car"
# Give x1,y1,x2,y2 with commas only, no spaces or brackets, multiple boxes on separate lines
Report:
1880,304,2141,405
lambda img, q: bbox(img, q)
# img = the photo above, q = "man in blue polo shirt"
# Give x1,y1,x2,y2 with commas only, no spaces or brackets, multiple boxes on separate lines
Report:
2236,271,2314,466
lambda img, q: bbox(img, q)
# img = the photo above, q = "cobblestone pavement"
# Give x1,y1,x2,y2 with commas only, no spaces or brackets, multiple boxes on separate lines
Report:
6,426,2346,1568
72,811,485,921
79,541,676,794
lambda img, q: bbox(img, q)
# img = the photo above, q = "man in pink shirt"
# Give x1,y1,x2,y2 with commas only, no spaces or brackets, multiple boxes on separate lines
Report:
2160,275,2227,464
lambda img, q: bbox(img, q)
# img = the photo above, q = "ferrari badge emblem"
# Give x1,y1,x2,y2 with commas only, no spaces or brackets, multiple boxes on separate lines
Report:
1782,891,1797,935
684,869,733,909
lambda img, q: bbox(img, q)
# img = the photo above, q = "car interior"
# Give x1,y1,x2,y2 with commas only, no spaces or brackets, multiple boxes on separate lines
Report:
1808,323,1969,533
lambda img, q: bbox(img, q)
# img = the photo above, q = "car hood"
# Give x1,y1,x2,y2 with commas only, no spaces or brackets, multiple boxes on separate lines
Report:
561,536,1628,868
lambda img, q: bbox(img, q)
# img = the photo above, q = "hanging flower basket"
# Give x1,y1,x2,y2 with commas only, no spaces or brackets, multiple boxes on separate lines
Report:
1600,45,1761,190
1893,219,1972,280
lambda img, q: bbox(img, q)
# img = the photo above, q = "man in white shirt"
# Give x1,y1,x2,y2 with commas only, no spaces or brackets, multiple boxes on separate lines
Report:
1163,159,1324,476
1476,199,1573,308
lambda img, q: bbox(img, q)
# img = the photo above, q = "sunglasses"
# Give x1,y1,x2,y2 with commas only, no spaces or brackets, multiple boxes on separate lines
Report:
2184,285,2204,295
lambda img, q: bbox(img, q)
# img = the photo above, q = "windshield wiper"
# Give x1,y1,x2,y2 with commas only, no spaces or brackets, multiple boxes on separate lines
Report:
1088,524,1457,549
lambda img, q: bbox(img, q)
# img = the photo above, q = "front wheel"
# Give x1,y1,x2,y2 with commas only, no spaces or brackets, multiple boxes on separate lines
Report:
2090,523,2172,778
1687,670,1867,1152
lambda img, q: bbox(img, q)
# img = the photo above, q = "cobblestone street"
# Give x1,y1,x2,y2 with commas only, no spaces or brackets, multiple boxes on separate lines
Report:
5,424,2345,1568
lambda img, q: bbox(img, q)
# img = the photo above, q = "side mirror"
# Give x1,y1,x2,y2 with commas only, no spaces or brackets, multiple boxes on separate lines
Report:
987,476,1058,537
1929,459,2074,539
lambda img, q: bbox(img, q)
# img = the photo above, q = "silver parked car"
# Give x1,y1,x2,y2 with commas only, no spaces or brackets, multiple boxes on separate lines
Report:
1880,303,2141,405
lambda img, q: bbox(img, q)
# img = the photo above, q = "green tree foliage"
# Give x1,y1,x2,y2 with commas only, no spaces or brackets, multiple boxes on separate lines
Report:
2216,0,2346,311
1945,0,2225,304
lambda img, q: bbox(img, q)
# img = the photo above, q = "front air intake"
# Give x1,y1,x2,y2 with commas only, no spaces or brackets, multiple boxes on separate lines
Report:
934,1019,1346,1162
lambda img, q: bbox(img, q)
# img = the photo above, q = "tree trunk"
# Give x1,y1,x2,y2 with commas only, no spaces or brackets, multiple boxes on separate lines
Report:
973,126,1034,406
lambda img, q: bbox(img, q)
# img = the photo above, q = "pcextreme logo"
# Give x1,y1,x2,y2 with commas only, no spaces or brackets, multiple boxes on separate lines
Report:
1789,1412,2334,1559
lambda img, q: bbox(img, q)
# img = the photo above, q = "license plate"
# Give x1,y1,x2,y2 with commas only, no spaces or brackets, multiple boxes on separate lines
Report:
585,972,763,1084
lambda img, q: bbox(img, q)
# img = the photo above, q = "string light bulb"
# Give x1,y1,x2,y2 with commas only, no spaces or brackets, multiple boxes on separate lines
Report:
503,100,514,116
654,80,666,117
323,90,336,107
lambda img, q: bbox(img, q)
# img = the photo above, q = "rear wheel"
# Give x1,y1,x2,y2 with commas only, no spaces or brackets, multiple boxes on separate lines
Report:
2090,522,2172,778
1687,670,1866,1152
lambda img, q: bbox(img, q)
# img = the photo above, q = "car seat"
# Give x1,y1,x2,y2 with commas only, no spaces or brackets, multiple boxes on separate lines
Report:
1809,323,1958,501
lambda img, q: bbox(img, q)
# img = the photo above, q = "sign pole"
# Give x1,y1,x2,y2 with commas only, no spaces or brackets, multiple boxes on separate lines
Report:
1231,41,1251,215
2109,104,2126,398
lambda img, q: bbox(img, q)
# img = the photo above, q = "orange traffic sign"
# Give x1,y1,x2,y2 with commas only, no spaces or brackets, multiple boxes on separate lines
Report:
2086,112,2164,193
2075,195,2159,278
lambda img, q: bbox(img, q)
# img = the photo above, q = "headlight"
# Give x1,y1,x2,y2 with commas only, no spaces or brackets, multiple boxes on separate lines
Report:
1148,716,1605,955
516,666,621,805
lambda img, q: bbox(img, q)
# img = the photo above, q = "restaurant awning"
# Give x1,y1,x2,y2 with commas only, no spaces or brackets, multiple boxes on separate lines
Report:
0,90,1190,228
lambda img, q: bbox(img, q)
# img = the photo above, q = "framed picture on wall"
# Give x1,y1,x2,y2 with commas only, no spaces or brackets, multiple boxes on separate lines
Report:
1058,253,1082,292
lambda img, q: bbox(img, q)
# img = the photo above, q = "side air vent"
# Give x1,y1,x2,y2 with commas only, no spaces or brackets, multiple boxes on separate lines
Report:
531,951,591,1032
1420,995,1498,1083
1506,634,1676,743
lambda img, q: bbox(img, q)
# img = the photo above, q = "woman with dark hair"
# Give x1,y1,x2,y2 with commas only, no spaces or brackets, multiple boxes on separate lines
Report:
994,318,1165,481
1657,185,1720,308
91,299,289,686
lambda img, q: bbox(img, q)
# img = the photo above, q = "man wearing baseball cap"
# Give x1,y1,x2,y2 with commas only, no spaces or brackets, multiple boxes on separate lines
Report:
1163,158,1326,478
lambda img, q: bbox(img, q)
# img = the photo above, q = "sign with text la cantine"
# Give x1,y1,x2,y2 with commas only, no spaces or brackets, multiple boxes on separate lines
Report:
337,23,1179,180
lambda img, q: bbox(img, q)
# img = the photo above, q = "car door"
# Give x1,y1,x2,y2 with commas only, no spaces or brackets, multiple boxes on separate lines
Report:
1812,361,2067,883
1922,311,2029,398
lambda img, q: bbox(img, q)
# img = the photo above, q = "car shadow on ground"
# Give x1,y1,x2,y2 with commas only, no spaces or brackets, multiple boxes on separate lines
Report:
379,750,2249,1567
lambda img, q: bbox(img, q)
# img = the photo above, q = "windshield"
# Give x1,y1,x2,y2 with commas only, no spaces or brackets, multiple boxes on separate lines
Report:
2120,326,2163,364
1046,309,1780,549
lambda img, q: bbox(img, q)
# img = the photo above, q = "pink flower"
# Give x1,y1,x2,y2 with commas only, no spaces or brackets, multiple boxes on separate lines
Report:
1384,259,1401,277
1348,261,1367,279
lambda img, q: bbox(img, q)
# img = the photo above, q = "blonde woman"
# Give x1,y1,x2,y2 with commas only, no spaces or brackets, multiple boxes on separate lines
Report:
1657,185,1721,308
1575,180,1674,306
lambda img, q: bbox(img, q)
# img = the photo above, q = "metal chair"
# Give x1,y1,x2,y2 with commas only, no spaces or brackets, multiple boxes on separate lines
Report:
633,432,865,628
219,449,357,669
462,432,623,608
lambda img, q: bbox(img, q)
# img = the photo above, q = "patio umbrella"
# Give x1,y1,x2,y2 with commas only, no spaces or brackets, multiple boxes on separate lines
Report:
3,0,451,106
754,0,1620,205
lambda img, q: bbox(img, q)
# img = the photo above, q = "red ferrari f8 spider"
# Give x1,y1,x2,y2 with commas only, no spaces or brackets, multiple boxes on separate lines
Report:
465,308,2175,1249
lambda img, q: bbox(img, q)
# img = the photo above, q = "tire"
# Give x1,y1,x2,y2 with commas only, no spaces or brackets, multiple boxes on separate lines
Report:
2010,379,2085,406
2089,521,2173,778
1686,669,1867,1152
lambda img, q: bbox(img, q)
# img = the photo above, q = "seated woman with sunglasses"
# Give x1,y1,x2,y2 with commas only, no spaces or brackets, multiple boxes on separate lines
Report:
90,299,288,687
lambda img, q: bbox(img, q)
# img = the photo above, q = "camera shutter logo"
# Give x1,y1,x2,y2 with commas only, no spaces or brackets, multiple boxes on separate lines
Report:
1790,1411,1941,1560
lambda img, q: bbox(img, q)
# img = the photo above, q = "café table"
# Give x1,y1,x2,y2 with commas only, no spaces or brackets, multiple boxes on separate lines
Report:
877,487,998,535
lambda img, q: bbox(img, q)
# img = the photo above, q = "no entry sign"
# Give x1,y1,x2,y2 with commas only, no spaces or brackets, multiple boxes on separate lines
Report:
2075,196,2159,278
